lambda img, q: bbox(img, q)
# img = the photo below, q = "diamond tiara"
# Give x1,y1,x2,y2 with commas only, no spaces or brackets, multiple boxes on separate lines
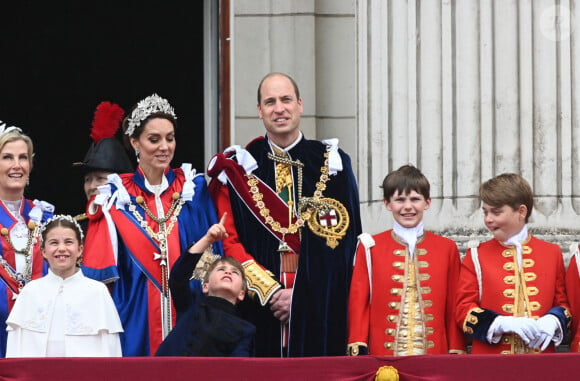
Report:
125,94,177,137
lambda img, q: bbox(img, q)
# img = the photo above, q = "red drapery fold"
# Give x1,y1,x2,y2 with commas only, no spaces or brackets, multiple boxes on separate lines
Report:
0,353,577,381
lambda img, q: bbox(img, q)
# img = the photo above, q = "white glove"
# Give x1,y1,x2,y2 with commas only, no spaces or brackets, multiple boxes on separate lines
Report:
529,315,560,351
488,316,539,345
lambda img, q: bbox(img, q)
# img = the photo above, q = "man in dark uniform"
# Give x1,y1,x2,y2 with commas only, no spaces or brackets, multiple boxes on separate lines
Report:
207,72,362,357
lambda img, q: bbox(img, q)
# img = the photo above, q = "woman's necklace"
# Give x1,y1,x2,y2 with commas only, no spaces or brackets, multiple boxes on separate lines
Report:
127,192,184,265
0,199,39,288
127,191,184,338
1,222,37,256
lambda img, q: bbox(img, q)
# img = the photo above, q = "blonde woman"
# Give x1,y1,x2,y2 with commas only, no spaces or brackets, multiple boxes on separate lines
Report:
0,121,54,357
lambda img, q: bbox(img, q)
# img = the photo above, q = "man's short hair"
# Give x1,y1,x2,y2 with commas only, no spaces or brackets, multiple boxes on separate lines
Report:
257,72,301,104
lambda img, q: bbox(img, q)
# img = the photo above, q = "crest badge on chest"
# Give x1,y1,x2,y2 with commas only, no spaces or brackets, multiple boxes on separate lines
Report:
302,197,349,249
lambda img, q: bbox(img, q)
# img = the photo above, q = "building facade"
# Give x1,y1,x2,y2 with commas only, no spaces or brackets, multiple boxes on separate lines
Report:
220,0,580,261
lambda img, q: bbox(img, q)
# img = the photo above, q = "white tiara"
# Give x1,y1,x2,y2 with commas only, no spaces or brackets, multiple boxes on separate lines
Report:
125,94,177,137
40,214,85,242
0,121,22,136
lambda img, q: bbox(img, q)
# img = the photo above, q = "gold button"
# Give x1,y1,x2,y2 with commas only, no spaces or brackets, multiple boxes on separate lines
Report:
503,262,514,271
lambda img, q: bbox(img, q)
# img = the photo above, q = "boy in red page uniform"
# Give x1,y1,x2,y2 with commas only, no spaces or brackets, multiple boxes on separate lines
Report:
456,173,570,354
347,165,466,356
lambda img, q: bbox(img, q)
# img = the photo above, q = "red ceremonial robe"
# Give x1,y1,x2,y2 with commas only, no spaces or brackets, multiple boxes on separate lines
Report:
0,198,51,357
83,167,222,356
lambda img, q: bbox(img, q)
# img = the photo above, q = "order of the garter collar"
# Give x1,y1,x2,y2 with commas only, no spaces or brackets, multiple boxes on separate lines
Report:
126,93,177,137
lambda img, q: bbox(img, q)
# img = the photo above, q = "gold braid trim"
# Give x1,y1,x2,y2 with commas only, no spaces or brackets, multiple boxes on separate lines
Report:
347,342,367,356
242,260,282,306
463,307,484,334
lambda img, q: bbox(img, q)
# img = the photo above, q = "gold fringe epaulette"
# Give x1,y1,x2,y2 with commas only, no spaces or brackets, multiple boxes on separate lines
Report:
242,260,282,306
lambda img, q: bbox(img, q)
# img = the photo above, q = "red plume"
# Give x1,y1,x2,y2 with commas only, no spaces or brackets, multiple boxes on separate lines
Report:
90,101,125,143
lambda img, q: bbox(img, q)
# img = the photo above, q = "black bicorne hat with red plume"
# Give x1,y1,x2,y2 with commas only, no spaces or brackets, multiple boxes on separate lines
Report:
73,101,134,174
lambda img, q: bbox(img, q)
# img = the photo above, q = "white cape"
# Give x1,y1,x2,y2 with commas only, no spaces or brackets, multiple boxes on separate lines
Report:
6,269,123,357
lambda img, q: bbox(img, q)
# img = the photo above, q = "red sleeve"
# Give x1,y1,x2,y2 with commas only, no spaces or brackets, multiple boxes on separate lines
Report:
83,203,120,283
209,180,282,305
553,247,570,309
210,182,262,266
455,249,481,331
347,241,371,346
446,244,467,352
566,253,580,351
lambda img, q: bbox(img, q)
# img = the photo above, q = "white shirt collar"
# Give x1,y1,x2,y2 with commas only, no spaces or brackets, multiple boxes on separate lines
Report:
269,131,303,154
46,268,83,282
144,174,169,196
503,225,529,267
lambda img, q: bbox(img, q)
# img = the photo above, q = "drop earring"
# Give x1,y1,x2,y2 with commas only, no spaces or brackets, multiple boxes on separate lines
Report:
135,149,140,163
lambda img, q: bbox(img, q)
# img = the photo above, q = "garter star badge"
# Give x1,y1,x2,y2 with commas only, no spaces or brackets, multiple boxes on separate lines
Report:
306,197,349,248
